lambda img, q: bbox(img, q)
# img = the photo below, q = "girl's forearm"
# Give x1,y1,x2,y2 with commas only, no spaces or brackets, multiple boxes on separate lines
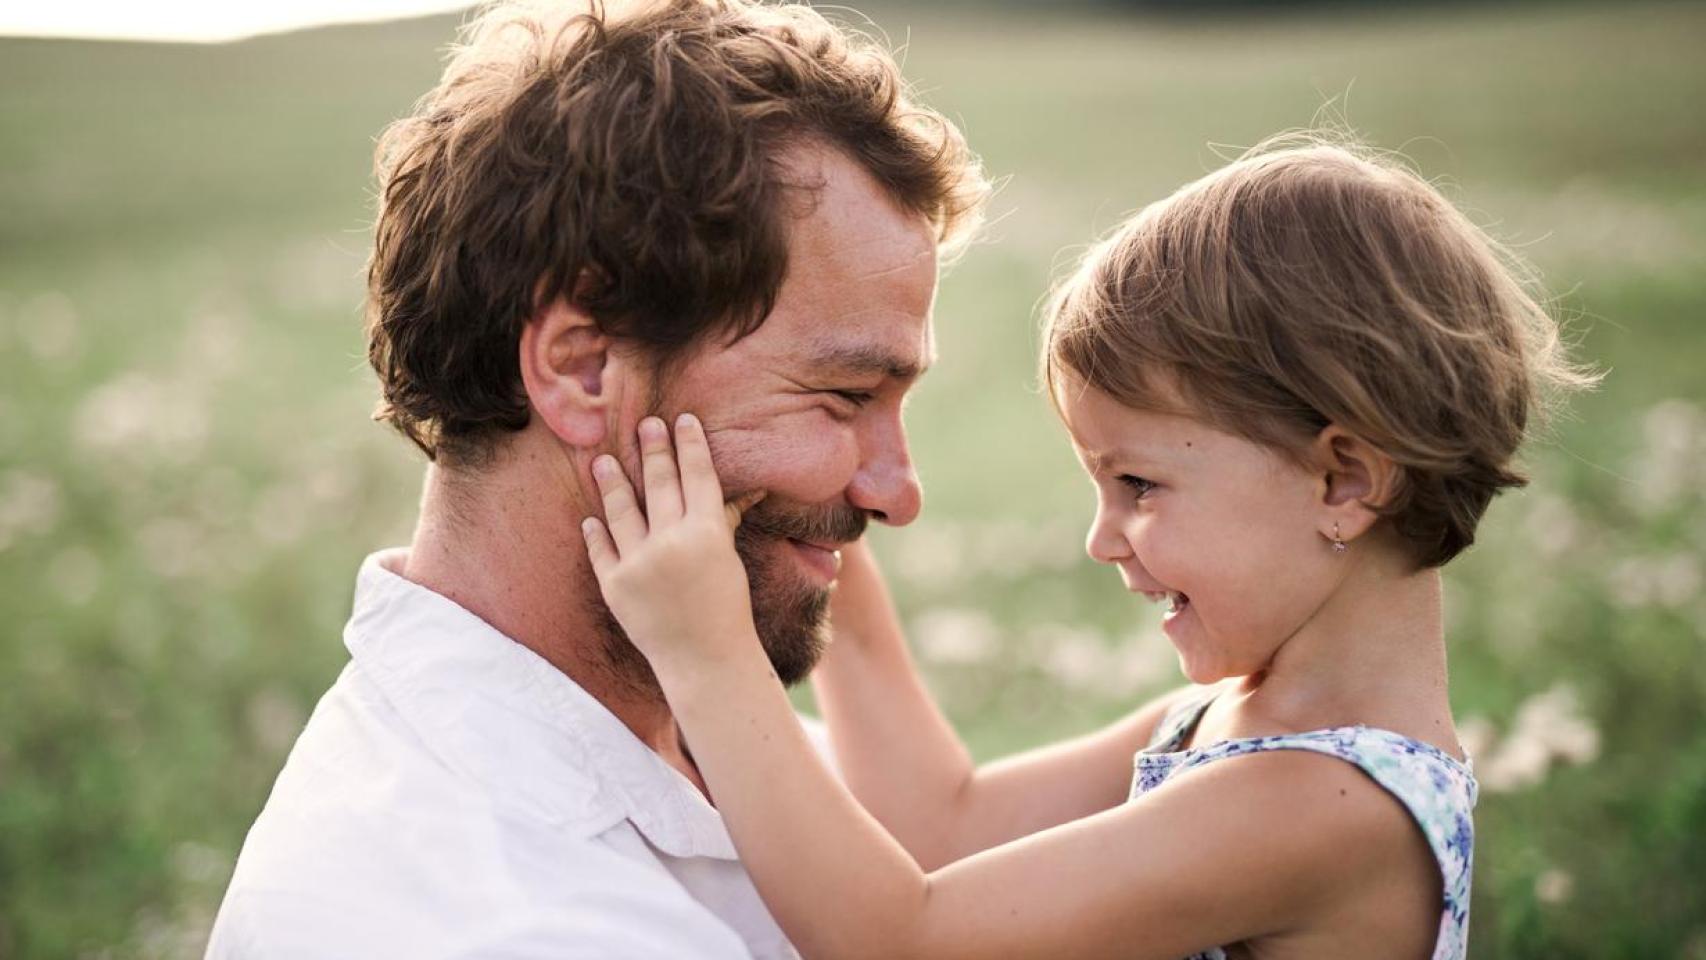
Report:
661,643,931,960
814,540,976,868
816,542,1160,868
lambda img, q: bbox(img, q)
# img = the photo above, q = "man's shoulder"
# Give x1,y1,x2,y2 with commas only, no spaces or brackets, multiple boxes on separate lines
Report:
279,652,622,818
207,816,751,959
208,665,750,958
216,660,621,901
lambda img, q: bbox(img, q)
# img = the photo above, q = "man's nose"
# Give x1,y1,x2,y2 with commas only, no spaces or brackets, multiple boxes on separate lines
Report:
847,420,922,527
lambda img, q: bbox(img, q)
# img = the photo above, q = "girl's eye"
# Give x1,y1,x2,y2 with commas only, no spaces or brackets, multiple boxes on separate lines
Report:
1118,474,1156,499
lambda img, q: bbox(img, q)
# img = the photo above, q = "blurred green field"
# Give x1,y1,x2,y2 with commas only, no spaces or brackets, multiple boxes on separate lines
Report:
2,2,1704,956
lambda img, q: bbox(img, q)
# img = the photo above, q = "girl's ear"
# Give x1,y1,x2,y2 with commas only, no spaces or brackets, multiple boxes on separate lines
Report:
518,293,613,449
1309,425,1402,542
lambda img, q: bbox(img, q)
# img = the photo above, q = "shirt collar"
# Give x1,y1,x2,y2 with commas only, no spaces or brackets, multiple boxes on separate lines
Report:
344,549,739,860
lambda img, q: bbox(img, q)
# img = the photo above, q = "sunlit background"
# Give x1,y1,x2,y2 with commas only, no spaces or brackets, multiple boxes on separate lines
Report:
0,1,472,43
2,1,1704,956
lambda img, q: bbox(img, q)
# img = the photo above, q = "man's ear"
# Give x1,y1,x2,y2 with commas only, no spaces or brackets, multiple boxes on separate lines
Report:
518,294,611,448
1309,424,1402,542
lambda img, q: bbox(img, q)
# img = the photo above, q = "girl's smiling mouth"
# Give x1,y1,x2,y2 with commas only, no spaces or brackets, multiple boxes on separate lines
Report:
1137,589,1191,616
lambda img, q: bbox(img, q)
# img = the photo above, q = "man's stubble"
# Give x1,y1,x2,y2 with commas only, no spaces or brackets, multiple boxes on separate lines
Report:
584,491,869,698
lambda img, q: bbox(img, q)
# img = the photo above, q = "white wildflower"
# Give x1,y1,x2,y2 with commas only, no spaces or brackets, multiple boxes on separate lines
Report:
251,481,309,546
1653,552,1702,609
132,901,216,960
911,607,1000,665
1032,623,1111,693
247,686,308,756
1106,626,1176,692
1456,715,1496,764
179,300,250,381
73,372,208,465
1479,684,1600,793
1630,400,1705,515
890,524,965,590
307,461,356,506
1032,518,1089,573
1606,552,1703,611
1523,493,1581,559
0,468,63,550
1479,729,1552,793
1604,557,1655,609
137,516,203,579
1534,868,1574,905
973,520,1033,577
171,841,227,885
1504,181,1693,273
271,235,363,311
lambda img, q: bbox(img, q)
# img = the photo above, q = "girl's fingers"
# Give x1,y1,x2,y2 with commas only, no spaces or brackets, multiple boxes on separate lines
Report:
673,413,727,516
591,454,646,553
637,416,684,525
581,516,618,579
724,489,767,532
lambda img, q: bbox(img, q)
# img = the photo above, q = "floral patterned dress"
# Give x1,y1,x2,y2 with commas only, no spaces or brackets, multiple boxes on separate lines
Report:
1130,691,1477,960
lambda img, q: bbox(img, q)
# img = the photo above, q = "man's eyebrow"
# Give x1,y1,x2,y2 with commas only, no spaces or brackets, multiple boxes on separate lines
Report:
806,342,930,381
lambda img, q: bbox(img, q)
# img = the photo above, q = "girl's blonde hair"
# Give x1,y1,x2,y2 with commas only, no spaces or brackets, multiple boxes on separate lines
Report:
1044,134,1597,567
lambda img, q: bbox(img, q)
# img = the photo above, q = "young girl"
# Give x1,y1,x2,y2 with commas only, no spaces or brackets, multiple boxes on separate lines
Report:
580,137,1592,960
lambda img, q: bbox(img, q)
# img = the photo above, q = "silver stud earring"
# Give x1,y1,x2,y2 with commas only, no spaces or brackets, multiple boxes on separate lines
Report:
1331,522,1347,553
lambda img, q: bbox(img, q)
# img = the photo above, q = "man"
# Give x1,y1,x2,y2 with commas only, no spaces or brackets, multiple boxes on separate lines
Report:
206,0,986,956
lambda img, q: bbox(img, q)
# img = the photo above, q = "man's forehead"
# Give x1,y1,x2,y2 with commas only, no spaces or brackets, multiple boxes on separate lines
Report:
700,143,939,383
780,146,939,289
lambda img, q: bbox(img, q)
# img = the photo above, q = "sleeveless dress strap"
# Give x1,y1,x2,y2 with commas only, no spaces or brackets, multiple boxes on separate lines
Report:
1143,687,1220,753
1131,724,1477,960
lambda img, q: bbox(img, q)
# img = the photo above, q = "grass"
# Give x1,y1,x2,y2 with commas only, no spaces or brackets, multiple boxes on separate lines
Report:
1,1,1703,956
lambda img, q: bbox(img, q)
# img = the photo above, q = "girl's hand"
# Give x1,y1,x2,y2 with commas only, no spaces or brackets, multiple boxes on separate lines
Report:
581,414,765,676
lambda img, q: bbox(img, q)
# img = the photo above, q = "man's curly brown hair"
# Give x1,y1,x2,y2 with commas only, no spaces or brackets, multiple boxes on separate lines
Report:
365,0,988,464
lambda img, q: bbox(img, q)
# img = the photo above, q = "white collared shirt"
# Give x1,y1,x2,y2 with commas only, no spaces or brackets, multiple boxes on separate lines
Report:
207,549,826,959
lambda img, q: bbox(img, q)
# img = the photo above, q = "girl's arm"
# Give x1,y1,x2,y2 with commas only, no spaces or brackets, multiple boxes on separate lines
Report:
661,648,1403,960
582,419,1423,960
816,540,1194,869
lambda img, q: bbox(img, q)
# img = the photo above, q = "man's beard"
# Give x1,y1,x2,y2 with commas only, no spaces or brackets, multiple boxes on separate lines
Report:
589,496,869,695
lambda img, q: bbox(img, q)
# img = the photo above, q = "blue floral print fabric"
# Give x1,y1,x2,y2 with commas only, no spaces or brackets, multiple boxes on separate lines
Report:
1130,691,1477,960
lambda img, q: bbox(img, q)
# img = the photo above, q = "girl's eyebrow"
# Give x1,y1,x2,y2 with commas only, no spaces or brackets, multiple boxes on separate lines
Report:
1084,447,1135,475
1083,443,1172,475
1082,447,1112,475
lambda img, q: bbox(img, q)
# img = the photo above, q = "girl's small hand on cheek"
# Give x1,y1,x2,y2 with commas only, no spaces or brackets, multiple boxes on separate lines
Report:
581,414,766,676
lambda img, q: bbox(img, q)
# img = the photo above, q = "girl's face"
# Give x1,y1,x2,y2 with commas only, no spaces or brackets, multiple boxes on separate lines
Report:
1060,381,1342,684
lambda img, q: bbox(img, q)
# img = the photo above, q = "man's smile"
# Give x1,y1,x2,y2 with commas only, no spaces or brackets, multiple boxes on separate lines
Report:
787,539,844,583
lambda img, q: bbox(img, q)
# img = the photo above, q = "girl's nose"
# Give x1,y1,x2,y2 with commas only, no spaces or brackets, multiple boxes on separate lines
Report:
1085,511,1133,565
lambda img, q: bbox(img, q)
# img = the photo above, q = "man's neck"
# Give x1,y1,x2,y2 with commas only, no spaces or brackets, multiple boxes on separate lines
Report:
400,459,709,795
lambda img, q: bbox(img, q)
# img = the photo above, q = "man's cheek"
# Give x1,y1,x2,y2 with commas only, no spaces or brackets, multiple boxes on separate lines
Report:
699,422,769,490
704,418,855,499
